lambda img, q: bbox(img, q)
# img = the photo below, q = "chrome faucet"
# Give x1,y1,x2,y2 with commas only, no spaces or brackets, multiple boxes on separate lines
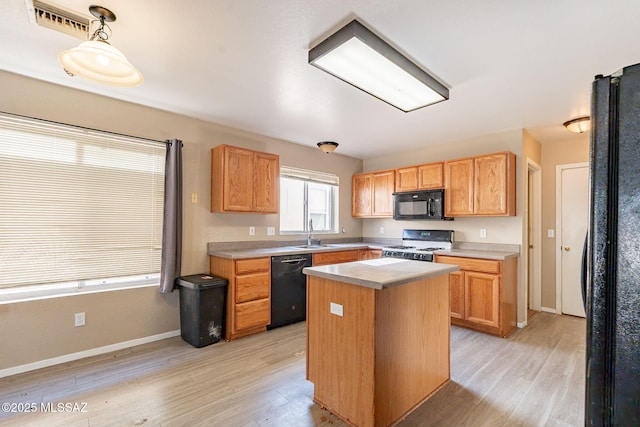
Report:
307,218,314,246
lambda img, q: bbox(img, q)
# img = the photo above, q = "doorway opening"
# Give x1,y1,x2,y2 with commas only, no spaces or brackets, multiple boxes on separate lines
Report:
526,159,542,324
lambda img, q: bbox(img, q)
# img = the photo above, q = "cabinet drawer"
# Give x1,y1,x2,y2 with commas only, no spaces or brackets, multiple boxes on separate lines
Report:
313,250,360,266
436,256,501,274
236,273,270,303
235,257,270,275
235,298,270,330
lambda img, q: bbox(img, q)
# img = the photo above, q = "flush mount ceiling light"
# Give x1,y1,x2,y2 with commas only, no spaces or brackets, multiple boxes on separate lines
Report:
563,116,591,133
309,19,448,113
317,141,339,153
58,5,143,87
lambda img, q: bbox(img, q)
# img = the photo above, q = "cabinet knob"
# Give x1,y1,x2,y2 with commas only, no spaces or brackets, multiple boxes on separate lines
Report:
564,246,571,251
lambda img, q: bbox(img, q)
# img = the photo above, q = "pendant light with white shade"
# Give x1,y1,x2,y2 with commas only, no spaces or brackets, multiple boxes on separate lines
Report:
58,5,143,87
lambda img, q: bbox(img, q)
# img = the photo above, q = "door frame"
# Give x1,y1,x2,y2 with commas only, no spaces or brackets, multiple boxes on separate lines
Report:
526,159,542,318
555,162,589,314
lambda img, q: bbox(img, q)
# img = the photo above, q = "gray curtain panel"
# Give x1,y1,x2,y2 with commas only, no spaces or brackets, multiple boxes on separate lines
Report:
159,138,183,293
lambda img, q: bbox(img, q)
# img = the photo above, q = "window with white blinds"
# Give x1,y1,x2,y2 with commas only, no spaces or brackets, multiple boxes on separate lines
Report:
0,113,166,295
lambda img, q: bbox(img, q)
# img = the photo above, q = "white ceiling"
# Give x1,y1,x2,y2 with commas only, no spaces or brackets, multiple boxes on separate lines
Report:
1,0,639,159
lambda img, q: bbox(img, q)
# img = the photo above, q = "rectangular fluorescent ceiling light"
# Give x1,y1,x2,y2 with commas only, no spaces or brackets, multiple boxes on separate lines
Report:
309,19,449,112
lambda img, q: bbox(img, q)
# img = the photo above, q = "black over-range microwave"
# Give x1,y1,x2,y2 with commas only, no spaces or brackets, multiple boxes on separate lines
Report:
392,189,452,220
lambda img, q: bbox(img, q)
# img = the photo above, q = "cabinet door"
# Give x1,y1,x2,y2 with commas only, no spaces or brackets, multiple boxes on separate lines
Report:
235,273,270,303
352,173,372,217
444,158,474,216
253,152,279,213
418,162,444,189
313,250,360,266
223,146,254,212
395,167,418,192
474,152,515,216
372,170,394,217
235,299,271,330
449,271,465,319
465,272,500,328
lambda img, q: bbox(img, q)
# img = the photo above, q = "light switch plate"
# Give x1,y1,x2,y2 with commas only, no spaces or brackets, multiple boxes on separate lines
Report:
330,302,343,317
249,226,255,236
190,193,198,204
480,228,487,238
267,227,275,236
379,226,385,234
547,229,555,238
74,312,85,327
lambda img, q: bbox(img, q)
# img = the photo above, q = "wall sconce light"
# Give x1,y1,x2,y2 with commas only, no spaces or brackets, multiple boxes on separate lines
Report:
317,141,339,153
58,5,143,87
563,116,591,133
309,19,448,112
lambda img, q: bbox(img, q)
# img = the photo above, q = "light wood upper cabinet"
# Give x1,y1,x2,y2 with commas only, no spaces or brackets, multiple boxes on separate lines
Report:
444,152,515,217
444,158,474,216
474,153,515,216
395,162,444,192
395,167,419,192
352,173,372,217
352,170,394,218
211,144,279,214
372,170,394,216
253,151,279,213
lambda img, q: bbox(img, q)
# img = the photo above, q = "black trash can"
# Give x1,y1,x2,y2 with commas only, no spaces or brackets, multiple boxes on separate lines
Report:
176,274,228,348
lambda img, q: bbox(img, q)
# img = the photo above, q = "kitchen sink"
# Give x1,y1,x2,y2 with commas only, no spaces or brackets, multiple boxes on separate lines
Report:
294,244,329,249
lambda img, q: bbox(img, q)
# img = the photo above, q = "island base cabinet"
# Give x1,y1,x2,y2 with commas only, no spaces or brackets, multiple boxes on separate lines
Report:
306,275,450,427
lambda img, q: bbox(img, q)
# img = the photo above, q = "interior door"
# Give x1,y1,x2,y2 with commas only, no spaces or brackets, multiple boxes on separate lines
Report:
560,165,588,317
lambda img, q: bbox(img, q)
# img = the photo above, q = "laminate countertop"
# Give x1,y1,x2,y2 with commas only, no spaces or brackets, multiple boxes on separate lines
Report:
208,244,519,260
302,258,459,290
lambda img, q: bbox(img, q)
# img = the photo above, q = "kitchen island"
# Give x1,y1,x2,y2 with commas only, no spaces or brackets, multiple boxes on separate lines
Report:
303,258,459,427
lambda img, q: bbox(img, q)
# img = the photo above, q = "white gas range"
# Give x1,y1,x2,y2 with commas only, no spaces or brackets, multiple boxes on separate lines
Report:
382,229,454,262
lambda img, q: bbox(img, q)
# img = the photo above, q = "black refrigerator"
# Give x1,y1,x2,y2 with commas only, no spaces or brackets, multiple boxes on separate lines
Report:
586,63,640,425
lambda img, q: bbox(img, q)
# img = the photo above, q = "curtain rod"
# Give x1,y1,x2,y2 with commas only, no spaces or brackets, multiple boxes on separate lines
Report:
0,110,170,146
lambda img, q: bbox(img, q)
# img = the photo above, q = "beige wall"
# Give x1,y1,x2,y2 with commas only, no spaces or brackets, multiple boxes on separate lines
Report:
0,71,363,371
540,136,589,309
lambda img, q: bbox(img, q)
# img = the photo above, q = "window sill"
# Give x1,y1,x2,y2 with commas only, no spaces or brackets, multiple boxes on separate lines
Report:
0,278,160,305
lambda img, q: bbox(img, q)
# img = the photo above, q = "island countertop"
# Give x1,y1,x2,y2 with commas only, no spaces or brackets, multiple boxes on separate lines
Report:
303,258,459,290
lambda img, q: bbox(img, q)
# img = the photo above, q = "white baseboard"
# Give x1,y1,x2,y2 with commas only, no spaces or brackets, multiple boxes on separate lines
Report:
0,329,180,379
541,306,557,314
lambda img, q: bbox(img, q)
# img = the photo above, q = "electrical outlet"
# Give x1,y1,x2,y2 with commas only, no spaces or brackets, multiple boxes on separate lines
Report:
249,226,255,236
190,193,198,204
330,302,343,317
480,228,487,238
547,229,555,238
379,226,385,234
74,312,85,327
267,227,275,236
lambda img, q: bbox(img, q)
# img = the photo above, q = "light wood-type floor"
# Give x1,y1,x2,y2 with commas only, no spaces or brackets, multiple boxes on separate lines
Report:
0,312,585,426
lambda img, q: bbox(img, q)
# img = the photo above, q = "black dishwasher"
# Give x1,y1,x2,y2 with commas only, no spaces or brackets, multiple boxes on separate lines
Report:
268,253,311,330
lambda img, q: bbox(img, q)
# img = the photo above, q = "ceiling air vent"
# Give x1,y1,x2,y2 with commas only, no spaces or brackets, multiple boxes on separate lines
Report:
26,0,90,40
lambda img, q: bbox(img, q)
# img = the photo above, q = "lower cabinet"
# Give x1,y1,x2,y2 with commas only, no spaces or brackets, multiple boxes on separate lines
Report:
312,250,360,266
359,248,382,260
436,255,518,337
210,256,271,341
